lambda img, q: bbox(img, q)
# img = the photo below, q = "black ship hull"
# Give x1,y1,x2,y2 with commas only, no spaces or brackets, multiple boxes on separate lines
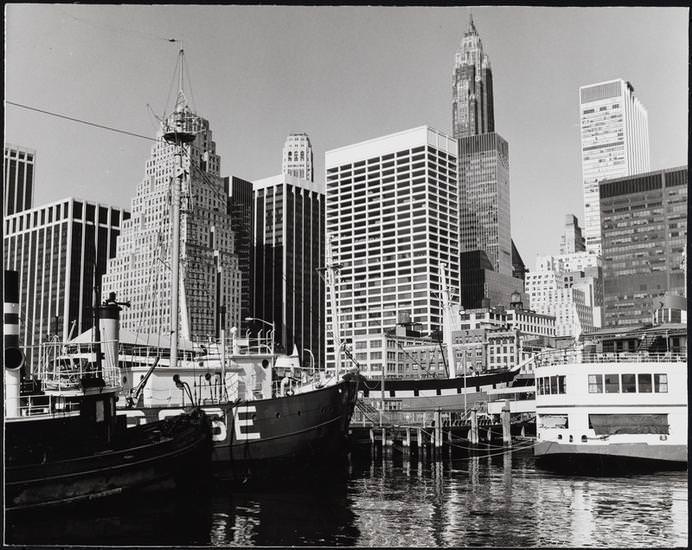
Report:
127,376,359,481
6,409,212,512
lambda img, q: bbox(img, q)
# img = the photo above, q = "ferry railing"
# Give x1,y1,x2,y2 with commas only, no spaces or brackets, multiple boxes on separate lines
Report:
532,350,687,368
353,406,482,428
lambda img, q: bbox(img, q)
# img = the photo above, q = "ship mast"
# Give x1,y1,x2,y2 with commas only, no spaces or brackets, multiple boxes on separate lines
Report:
440,262,457,379
162,48,197,370
324,234,343,378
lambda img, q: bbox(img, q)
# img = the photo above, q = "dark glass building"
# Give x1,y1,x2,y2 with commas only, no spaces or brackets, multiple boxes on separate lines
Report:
600,166,687,327
3,198,129,369
226,176,254,334
251,174,325,367
4,144,35,217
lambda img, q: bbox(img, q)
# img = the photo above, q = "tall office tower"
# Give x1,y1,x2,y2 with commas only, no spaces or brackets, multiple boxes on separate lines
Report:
579,79,650,255
525,253,603,338
452,14,494,139
3,198,128,369
102,92,242,343
325,126,460,372
4,144,35,217
226,176,254,334
282,133,314,182
452,16,512,277
559,214,586,254
458,132,512,275
251,173,325,367
600,166,687,327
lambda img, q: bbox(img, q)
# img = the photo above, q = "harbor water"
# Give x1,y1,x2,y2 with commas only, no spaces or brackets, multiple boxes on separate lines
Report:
6,446,687,547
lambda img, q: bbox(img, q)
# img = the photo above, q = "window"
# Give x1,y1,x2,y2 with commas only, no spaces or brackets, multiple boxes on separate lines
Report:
588,374,603,393
637,373,652,393
621,374,636,393
654,374,668,393
604,374,620,393
355,341,367,350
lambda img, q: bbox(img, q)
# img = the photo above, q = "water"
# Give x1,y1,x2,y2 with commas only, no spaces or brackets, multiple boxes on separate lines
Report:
6,447,687,547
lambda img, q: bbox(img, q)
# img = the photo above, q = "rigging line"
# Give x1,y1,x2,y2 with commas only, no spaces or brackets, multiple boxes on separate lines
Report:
164,52,182,118
6,101,159,143
55,5,176,43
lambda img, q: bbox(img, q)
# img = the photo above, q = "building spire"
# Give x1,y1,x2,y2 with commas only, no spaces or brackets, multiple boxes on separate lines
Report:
467,12,477,35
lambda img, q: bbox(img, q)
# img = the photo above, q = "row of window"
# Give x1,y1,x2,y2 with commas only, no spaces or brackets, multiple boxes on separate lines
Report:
589,373,667,393
537,375,567,395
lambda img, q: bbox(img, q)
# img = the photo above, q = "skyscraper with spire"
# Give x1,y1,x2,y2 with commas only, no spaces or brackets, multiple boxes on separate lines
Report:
453,14,515,294
102,74,242,343
452,14,494,139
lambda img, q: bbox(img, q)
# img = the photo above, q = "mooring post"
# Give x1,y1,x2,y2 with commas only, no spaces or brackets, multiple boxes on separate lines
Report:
404,427,411,448
417,427,423,456
470,407,479,445
434,410,442,452
501,400,512,446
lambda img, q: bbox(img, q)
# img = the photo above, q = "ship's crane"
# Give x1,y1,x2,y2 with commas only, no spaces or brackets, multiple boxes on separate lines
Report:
125,356,160,408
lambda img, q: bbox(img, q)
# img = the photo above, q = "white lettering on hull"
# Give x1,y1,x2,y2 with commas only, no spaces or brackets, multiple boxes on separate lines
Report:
234,405,261,440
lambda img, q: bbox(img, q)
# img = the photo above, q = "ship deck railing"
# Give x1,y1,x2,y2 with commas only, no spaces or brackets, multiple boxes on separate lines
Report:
24,340,122,393
532,350,687,368
12,393,81,418
353,405,488,428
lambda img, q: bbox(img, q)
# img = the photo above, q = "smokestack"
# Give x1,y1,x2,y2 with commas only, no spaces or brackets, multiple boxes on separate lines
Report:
4,270,25,417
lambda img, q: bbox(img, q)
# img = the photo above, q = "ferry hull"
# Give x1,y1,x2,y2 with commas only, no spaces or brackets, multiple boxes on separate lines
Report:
534,440,687,471
6,410,212,512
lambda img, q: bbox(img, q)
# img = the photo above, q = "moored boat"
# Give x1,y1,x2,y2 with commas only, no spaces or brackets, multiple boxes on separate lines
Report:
4,273,212,512
533,324,687,471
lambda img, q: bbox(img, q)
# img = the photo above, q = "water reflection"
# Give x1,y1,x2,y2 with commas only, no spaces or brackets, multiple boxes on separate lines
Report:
5,447,687,547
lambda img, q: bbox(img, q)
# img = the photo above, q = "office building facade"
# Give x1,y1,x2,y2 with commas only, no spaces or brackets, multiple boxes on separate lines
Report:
251,173,325,367
325,126,459,372
3,198,128,368
600,166,687,327
4,144,35,217
102,93,242,343
579,79,650,255
458,132,512,275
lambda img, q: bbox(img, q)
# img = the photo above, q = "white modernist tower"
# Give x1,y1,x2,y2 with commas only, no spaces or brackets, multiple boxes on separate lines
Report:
324,126,460,372
579,78,650,255
102,87,242,344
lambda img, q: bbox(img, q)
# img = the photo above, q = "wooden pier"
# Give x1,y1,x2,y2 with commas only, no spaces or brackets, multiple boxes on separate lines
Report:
349,403,535,458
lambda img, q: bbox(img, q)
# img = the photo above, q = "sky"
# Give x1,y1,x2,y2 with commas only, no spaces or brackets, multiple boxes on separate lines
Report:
5,5,688,265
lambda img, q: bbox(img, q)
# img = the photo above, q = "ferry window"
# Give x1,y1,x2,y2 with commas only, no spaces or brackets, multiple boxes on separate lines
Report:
604,374,620,393
588,374,603,393
637,373,652,393
654,374,668,393
621,374,636,393
537,377,545,395
557,375,566,394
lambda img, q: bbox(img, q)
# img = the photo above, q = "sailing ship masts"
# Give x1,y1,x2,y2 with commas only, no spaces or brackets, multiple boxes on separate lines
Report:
440,262,457,379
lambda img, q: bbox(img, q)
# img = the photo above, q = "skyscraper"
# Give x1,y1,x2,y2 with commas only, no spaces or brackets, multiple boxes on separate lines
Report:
4,144,35,217
453,15,513,278
559,214,586,255
251,172,325,366
452,14,494,139
325,126,460,372
3,198,128,368
102,91,242,343
226,176,254,334
600,166,687,327
282,133,314,182
579,78,650,255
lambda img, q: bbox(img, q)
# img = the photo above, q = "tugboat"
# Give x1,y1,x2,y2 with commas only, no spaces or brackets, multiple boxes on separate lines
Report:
4,271,212,512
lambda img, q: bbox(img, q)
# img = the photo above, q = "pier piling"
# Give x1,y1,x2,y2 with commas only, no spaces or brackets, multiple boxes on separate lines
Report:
501,400,511,446
470,407,479,445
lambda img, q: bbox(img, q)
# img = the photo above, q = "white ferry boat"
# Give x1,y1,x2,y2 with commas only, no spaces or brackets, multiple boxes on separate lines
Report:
534,324,687,470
